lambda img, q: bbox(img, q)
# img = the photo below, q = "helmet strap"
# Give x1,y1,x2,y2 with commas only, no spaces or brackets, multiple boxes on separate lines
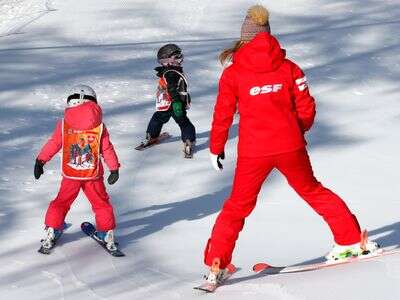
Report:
67,94,97,103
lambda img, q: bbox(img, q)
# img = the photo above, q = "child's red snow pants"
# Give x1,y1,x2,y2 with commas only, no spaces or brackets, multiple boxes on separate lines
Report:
45,177,116,231
204,148,361,268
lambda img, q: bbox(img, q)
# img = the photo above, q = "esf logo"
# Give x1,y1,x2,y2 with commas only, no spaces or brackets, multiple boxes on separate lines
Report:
249,84,283,96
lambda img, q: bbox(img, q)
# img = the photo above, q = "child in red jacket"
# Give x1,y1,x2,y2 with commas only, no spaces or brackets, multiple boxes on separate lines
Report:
203,5,379,285
34,84,120,252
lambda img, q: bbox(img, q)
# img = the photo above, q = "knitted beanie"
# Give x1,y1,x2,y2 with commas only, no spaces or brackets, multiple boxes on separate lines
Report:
240,5,270,41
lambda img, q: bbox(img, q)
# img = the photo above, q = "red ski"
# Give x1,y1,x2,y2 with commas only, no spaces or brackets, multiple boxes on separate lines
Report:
252,248,400,274
134,132,171,151
253,230,399,275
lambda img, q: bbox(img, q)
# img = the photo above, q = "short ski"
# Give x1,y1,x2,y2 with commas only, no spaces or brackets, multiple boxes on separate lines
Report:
252,247,400,275
194,262,236,293
134,132,171,151
38,223,71,255
81,222,125,257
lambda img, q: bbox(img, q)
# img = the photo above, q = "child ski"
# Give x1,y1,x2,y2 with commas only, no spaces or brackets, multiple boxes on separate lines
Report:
81,222,124,257
134,132,171,150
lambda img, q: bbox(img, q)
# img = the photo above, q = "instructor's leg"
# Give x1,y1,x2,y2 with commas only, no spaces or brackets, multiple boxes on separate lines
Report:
204,156,274,268
277,149,361,245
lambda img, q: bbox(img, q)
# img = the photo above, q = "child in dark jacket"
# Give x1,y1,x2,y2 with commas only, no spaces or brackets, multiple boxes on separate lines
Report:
138,44,196,157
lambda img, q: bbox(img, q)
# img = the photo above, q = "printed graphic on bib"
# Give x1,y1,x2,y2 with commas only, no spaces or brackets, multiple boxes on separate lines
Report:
156,77,172,111
155,70,190,111
62,121,103,179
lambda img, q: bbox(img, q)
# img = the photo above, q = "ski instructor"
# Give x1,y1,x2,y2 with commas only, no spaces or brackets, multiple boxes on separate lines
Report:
202,4,378,283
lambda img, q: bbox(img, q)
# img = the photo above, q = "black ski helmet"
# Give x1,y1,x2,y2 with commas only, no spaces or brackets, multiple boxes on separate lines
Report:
157,44,183,61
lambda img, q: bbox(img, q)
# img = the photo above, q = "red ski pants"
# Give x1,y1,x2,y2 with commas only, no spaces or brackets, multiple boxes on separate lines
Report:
45,177,116,231
204,148,361,268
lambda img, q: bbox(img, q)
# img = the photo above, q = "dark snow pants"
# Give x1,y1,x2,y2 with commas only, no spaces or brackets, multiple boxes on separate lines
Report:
146,108,196,142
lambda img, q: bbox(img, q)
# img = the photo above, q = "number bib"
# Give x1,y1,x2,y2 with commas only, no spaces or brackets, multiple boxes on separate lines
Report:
155,70,190,111
62,121,103,180
156,77,172,111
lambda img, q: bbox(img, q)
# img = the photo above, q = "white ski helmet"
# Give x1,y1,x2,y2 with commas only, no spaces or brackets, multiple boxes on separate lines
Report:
67,84,97,107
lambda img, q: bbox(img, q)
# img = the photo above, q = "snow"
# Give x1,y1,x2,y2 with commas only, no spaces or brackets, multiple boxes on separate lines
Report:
1,0,400,299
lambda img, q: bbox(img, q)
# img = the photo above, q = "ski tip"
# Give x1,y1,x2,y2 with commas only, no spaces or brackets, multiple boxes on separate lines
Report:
253,262,271,273
80,221,94,230
226,263,237,273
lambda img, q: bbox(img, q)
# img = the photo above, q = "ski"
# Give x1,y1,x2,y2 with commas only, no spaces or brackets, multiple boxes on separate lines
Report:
252,247,400,275
194,262,236,293
38,223,71,255
81,222,125,257
134,132,171,151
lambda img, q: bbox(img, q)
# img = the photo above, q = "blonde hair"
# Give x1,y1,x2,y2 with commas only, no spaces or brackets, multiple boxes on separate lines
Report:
219,5,271,65
219,40,247,65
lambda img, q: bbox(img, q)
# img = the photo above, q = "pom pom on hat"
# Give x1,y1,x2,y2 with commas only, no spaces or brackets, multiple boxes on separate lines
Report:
240,4,271,41
247,5,269,26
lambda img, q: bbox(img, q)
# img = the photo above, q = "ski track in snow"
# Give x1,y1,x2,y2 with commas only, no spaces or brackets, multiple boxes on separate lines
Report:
40,270,65,300
228,282,303,300
0,0,55,37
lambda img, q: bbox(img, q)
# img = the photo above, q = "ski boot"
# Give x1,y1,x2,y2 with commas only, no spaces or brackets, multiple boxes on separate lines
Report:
94,229,118,252
38,226,63,254
183,139,194,158
204,258,227,285
325,230,380,261
140,133,157,147
194,258,236,292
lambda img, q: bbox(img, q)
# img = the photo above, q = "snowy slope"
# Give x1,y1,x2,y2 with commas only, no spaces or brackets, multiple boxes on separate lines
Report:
1,0,400,299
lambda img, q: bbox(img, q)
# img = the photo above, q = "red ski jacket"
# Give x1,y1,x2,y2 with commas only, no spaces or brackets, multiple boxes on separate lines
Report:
210,32,316,157
37,101,120,177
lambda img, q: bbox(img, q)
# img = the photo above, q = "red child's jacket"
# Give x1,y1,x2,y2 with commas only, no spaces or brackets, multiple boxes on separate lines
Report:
37,101,120,178
210,32,316,157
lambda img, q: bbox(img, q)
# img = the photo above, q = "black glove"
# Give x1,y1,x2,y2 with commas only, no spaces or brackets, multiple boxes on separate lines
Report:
34,159,45,179
217,152,225,169
107,170,119,185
